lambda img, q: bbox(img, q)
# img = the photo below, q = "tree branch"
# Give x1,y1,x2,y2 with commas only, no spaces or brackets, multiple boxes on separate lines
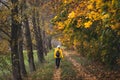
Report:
0,1,10,9
0,28,11,38
0,35,10,43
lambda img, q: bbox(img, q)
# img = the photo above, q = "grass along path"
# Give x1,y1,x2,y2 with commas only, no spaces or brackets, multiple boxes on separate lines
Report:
24,49,80,80
64,51,97,80
24,50,55,80
1,49,90,80
24,49,98,80
24,49,78,80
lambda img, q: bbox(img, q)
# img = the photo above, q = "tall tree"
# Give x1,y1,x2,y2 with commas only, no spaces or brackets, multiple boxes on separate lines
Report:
42,29,48,55
32,0,44,63
18,26,27,77
23,0,36,72
48,36,52,50
17,0,29,77
24,17,36,72
11,0,22,80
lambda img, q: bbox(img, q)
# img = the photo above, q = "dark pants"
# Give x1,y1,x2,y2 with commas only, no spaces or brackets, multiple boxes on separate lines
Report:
55,58,61,68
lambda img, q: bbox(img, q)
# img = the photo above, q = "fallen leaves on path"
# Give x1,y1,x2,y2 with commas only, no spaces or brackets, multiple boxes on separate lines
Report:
65,50,120,80
64,51,97,80
53,68,61,80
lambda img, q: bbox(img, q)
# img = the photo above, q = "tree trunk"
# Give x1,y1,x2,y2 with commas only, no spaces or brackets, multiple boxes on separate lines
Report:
36,12,46,59
42,30,48,55
11,0,22,80
22,0,36,72
24,16,36,72
32,9,44,63
48,36,52,50
18,26,27,77
40,16,48,55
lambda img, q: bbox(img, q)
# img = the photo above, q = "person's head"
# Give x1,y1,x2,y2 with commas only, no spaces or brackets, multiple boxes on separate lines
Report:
57,45,60,49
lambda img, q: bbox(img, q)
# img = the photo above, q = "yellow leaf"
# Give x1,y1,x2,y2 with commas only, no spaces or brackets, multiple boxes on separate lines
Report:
68,11,76,18
84,21,93,28
87,4,93,10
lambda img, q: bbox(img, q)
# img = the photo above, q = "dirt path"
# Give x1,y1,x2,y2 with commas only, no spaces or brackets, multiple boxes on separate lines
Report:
64,51,97,80
53,68,61,80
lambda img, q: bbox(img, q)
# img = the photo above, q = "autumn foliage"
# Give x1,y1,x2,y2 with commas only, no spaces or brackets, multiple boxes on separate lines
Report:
51,0,120,67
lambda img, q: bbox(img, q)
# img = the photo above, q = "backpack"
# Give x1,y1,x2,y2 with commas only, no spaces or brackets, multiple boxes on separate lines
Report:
56,50,60,58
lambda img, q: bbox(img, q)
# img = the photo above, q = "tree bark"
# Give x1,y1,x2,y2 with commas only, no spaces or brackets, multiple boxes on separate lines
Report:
11,0,22,80
32,9,44,63
42,30,48,55
18,26,27,77
48,36,52,50
24,16,36,72
40,16,48,55
22,0,36,72
36,12,46,59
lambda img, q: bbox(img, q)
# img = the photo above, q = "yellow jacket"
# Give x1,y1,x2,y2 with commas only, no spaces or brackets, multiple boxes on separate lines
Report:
54,48,63,58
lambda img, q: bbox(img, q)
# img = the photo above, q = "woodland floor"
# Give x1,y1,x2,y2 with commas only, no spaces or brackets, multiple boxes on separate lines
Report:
64,50,120,80
52,51,96,80
21,49,120,80
53,50,120,80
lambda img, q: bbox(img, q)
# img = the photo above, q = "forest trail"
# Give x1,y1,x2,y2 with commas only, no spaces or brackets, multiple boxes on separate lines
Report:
53,68,61,80
19,49,120,80
64,50,97,80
